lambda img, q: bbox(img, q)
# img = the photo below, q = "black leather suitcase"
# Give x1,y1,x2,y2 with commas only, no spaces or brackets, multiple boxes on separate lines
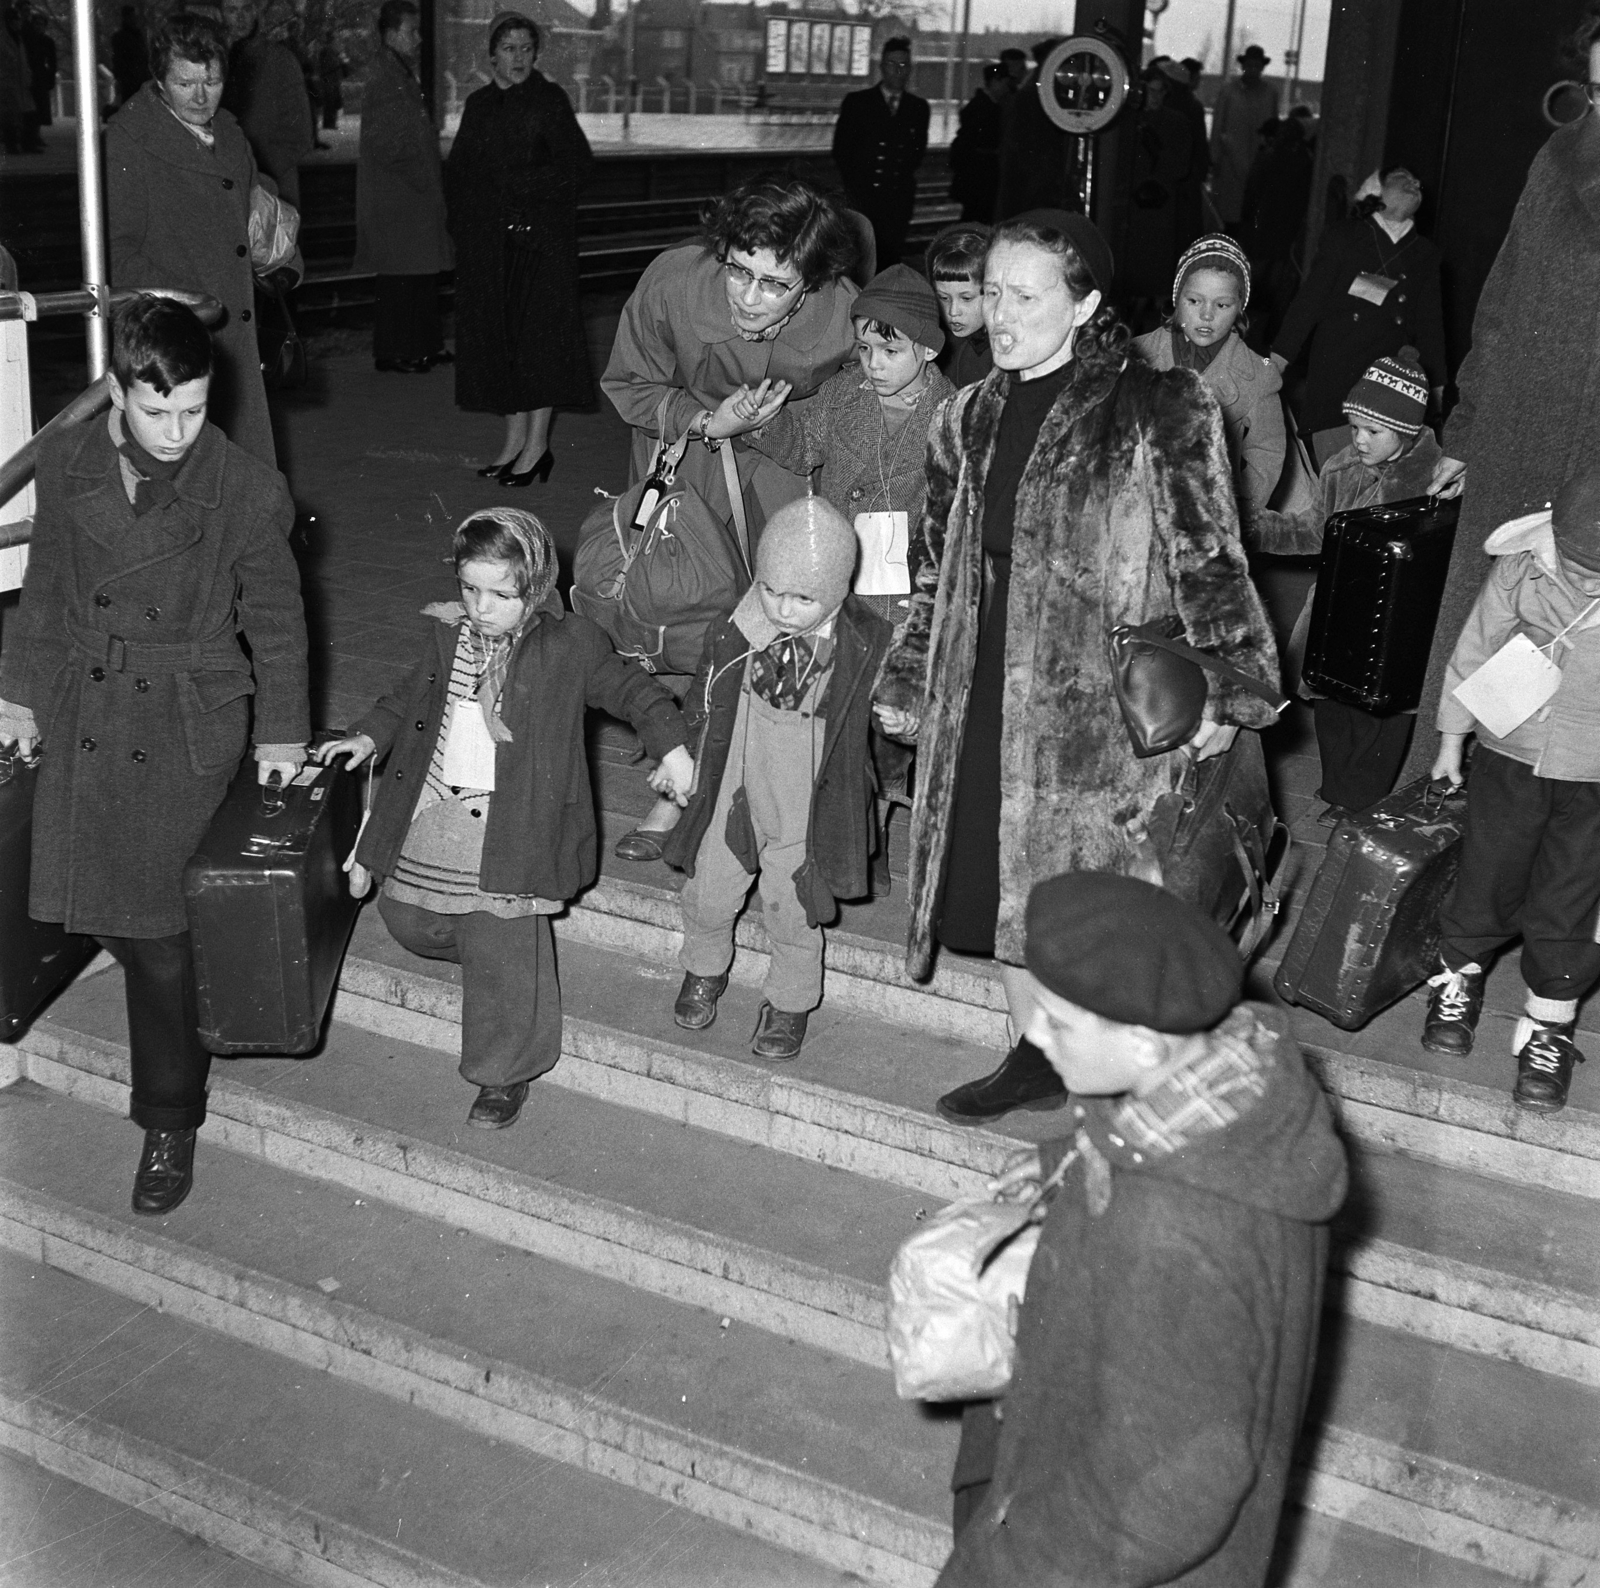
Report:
0,749,97,1038
183,759,363,1055
1302,494,1459,713
1273,777,1468,1030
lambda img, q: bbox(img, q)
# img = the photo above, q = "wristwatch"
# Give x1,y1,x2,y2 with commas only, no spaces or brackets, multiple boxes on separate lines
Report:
694,410,722,451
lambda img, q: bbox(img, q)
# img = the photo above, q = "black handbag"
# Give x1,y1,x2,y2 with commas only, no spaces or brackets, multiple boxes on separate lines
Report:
256,273,307,391
1107,616,1288,758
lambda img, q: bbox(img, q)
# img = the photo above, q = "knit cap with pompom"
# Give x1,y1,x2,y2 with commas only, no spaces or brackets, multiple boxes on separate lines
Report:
1342,346,1429,436
755,495,859,613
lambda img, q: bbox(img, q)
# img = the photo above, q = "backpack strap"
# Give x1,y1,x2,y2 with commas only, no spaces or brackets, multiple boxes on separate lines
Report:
721,441,753,578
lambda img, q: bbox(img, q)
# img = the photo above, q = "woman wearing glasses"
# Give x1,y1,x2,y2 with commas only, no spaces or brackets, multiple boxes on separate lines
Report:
106,10,278,465
600,175,863,861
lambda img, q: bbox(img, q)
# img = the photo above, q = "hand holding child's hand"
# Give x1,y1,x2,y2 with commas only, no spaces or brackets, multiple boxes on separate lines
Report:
649,745,696,806
315,734,378,770
705,380,793,439
874,704,921,741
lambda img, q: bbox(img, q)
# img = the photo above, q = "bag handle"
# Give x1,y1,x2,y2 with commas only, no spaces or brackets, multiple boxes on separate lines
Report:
1116,624,1289,714
720,441,753,578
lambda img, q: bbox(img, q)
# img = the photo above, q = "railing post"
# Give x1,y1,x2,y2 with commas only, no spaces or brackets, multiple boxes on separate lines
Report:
574,73,588,113
71,0,109,379
656,75,671,113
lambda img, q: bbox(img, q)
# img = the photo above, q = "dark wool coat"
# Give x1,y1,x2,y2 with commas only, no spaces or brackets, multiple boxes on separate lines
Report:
353,605,686,900
602,245,859,540
948,88,1001,218
661,599,892,924
353,45,451,277
937,1005,1347,1588
1402,115,1600,786
445,73,593,415
874,355,1282,977
107,85,276,466
832,86,930,225
222,32,313,206
0,418,309,938
1271,215,1446,434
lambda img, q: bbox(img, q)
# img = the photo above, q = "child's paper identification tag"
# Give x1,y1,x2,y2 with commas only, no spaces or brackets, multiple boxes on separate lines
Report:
1451,634,1563,739
1348,271,1397,306
440,699,498,790
854,510,911,596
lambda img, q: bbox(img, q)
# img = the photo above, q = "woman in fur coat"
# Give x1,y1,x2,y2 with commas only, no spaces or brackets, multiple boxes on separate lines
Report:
873,210,1281,1126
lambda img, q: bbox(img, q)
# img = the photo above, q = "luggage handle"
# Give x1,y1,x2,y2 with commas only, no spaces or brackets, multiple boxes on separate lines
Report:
261,767,287,818
0,742,39,783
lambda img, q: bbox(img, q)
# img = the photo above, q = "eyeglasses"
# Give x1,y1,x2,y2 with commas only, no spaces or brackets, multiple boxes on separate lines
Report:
722,259,803,301
1587,81,1600,106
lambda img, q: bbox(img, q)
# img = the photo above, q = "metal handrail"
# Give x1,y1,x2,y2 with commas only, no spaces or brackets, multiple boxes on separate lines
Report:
0,291,223,518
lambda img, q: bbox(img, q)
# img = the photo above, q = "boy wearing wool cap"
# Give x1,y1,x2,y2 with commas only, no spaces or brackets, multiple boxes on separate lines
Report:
1244,348,1442,820
662,496,892,1058
940,871,1346,1588
1420,465,1600,1112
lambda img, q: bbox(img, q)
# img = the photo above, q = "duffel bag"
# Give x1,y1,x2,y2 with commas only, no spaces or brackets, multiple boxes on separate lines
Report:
572,400,752,675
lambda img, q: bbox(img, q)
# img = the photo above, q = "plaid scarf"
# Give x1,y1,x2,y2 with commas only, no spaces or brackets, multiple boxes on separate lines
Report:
747,631,834,710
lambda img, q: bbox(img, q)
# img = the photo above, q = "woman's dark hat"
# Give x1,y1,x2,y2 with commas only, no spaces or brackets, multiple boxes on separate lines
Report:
1009,208,1114,296
1024,872,1242,1034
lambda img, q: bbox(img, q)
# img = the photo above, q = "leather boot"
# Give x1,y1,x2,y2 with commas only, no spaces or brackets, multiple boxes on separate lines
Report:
467,1081,529,1129
936,1038,1068,1125
132,1128,196,1215
674,971,729,1031
752,1001,807,1060
1512,1018,1585,1113
1421,962,1486,1056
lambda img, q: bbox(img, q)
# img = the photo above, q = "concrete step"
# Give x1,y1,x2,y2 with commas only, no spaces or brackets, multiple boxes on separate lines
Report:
544,855,1600,1198
0,1446,295,1588
0,1249,858,1588
6,1003,1599,1585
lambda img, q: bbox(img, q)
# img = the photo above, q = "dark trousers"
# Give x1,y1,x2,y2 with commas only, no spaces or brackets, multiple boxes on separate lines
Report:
373,274,442,363
950,1400,1000,1534
378,894,562,1087
1313,698,1413,812
862,197,914,267
95,932,212,1133
1438,748,1600,1002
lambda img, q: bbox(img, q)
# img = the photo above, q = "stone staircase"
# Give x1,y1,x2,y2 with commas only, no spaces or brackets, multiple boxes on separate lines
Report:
2,746,1598,1586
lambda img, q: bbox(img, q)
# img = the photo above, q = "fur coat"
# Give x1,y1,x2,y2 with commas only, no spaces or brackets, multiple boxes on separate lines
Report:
874,353,1282,977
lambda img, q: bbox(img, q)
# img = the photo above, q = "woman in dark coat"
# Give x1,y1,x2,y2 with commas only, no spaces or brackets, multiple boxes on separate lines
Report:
354,0,451,372
107,11,277,466
445,12,592,484
872,211,1281,1124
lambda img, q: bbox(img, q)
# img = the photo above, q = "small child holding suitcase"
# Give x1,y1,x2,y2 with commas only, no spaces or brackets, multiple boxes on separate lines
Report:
317,509,694,1130
662,496,892,1060
1419,468,1600,1113
0,294,310,1216
1245,349,1441,820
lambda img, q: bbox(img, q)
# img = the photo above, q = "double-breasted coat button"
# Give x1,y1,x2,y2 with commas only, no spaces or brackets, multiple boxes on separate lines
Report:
134,678,150,692
94,592,111,607
131,749,146,763
235,243,247,257
81,738,95,751
416,719,426,730
241,309,252,322
222,177,234,189
144,607,160,621
89,667,105,681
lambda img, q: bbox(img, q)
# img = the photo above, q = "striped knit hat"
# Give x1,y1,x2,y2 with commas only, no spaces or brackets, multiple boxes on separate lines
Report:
1171,233,1251,311
1343,348,1428,436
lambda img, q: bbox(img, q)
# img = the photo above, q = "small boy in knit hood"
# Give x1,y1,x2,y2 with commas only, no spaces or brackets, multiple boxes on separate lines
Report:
1245,348,1441,820
662,496,893,1059
1420,465,1600,1113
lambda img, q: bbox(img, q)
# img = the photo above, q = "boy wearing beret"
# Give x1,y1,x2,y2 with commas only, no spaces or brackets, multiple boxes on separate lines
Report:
662,497,891,1059
940,872,1347,1588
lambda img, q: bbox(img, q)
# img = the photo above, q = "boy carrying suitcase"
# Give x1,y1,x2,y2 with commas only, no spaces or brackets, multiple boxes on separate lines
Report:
0,295,309,1213
1420,468,1600,1113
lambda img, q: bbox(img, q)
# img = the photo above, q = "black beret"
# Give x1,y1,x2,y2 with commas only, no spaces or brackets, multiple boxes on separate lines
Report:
1009,208,1115,296
1024,872,1242,1033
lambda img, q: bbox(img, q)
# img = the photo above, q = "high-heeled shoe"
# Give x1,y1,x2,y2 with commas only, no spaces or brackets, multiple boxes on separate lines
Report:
476,460,516,478
501,450,554,487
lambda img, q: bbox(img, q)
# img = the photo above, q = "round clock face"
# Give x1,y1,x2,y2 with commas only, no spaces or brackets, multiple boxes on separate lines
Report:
1039,36,1130,135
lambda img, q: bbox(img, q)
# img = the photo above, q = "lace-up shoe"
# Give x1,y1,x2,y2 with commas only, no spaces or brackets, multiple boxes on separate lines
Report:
1512,1018,1585,1113
1421,963,1485,1056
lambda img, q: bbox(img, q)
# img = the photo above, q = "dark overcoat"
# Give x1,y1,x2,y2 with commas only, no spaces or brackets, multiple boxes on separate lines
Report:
832,85,930,226
937,1005,1347,1588
661,599,892,924
445,73,593,415
107,83,276,466
1403,114,1600,784
0,417,309,938
354,44,451,277
1271,215,1446,433
353,604,687,900
223,32,312,206
874,354,1282,977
